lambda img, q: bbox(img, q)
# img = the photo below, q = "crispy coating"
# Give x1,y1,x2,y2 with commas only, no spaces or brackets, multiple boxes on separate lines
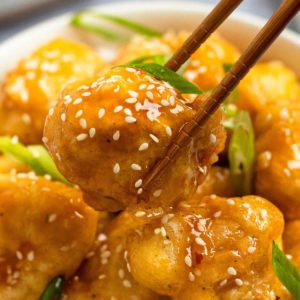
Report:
0,155,29,174
195,166,235,198
126,195,286,299
0,38,103,144
0,174,98,300
64,210,165,300
254,102,300,220
114,32,239,91
283,220,300,270
44,67,226,212
238,62,300,115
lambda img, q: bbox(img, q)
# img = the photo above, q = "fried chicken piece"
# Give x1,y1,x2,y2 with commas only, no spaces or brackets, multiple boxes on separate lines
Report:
44,67,225,212
283,220,300,270
238,62,300,115
0,174,98,300
115,32,239,91
64,207,166,300
0,38,103,144
195,166,235,198
126,195,288,299
0,155,29,174
255,102,300,220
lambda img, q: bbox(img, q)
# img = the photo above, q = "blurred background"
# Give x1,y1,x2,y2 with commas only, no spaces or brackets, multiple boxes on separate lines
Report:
1,0,299,42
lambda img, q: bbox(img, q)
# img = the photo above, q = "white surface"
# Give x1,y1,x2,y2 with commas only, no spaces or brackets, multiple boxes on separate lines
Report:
0,1,299,78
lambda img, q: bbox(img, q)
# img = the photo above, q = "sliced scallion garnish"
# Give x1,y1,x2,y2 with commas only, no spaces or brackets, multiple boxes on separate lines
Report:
0,137,70,186
127,54,171,65
40,275,64,300
228,111,255,196
124,62,203,94
70,11,161,41
272,242,300,299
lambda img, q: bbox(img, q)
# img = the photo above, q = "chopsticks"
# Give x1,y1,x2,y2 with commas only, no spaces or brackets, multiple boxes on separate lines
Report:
141,0,300,192
164,0,243,71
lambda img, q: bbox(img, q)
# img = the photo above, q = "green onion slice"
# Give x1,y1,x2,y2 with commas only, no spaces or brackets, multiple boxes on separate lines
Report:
71,11,161,41
40,275,64,300
0,137,70,186
124,62,203,94
272,242,300,300
127,54,171,65
228,111,255,196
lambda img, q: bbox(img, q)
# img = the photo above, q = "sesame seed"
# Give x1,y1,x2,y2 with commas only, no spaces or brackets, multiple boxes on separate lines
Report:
161,99,169,106
149,134,159,143
184,255,192,267
49,108,54,116
16,251,23,260
280,108,289,120
27,251,35,261
226,199,235,205
137,188,143,194
131,164,142,171
98,108,105,119
188,272,195,282
261,209,267,220
89,128,96,138
214,211,222,218
82,91,91,97
97,233,107,242
219,279,227,287
75,211,84,219
247,246,256,254
73,98,82,105
124,108,132,116
129,90,138,97
42,137,48,143
146,91,154,100
123,279,132,288
118,269,125,279
160,226,167,237
76,133,88,142
125,97,137,104
126,67,136,73
147,84,155,90
79,118,87,129
154,228,161,234
165,126,172,136
135,211,146,217
227,267,237,276
139,143,149,151
195,237,206,246
169,96,175,106
75,110,83,118
243,203,251,209
114,105,123,113
235,278,243,286
125,116,137,123
153,189,162,197
139,84,147,90
48,214,57,223
113,130,120,141
113,163,120,174
114,85,120,93
209,133,217,144
135,179,142,188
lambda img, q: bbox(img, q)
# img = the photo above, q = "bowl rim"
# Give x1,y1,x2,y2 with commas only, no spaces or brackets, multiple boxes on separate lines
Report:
0,0,299,50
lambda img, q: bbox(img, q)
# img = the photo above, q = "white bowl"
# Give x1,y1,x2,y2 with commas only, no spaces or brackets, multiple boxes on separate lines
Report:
0,1,300,79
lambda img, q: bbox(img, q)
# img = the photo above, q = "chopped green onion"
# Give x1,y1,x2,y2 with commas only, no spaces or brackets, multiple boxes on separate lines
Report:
40,275,64,300
223,63,233,73
0,137,70,186
127,54,171,65
272,242,300,299
228,111,255,196
70,13,126,42
70,11,161,41
124,63,203,94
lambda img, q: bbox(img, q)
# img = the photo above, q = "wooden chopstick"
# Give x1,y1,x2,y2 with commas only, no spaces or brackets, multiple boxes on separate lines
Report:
142,0,300,192
165,0,243,72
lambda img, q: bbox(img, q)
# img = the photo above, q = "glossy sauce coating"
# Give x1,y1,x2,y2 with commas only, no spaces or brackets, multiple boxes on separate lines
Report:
0,38,103,144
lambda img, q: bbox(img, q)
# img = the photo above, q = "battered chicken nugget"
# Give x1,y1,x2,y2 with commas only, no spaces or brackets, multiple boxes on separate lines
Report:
283,220,300,270
0,38,103,144
127,195,287,299
65,209,165,300
238,62,300,115
0,174,98,300
44,67,225,212
0,155,29,174
255,102,300,220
